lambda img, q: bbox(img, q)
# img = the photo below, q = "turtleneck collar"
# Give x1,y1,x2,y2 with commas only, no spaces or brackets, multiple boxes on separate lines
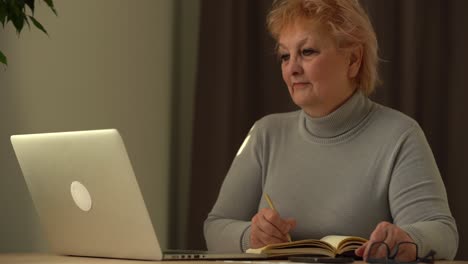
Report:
298,91,374,143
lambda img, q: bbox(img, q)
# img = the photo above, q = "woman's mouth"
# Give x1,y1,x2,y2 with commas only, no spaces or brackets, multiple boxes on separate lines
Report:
292,82,309,89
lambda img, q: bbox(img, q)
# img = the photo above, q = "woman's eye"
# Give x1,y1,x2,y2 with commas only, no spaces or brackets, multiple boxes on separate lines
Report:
280,53,290,62
302,49,317,56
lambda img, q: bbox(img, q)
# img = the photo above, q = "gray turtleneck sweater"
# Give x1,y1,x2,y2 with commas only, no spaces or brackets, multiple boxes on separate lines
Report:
204,92,458,259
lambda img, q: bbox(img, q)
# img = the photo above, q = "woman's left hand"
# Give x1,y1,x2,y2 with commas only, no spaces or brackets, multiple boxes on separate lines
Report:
355,221,416,262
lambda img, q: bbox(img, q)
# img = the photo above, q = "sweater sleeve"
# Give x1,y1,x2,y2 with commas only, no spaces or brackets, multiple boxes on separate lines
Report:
389,125,458,260
204,122,264,252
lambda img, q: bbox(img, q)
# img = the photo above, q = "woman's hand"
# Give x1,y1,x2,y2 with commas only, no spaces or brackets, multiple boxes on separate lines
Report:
355,221,416,262
250,208,296,249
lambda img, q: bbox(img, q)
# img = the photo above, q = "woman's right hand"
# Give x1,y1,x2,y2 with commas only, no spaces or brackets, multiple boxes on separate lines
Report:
250,208,297,248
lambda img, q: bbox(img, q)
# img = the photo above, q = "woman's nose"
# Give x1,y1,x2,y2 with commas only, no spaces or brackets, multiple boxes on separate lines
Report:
287,57,304,76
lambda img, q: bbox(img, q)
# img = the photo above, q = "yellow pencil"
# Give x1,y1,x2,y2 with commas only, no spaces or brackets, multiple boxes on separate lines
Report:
264,193,292,242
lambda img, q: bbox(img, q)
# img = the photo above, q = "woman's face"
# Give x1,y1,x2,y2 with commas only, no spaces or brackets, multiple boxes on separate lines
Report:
278,21,358,117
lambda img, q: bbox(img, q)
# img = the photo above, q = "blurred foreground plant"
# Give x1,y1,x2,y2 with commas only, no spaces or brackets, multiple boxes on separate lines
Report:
0,0,57,66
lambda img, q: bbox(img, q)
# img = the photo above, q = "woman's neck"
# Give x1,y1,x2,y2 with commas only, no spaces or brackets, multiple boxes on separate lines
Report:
303,88,357,118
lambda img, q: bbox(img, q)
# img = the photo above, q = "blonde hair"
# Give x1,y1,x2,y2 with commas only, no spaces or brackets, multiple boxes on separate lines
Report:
267,0,380,95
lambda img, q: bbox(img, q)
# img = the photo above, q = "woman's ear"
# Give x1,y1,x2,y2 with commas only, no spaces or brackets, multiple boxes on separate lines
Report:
348,44,363,78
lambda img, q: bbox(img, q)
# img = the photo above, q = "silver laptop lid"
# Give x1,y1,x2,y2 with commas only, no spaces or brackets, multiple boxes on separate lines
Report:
11,129,163,260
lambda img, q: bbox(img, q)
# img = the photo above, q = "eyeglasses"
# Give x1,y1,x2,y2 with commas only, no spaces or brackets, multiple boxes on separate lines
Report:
366,241,436,264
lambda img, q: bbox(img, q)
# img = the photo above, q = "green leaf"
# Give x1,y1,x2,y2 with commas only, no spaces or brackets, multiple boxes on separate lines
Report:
10,0,26,15
42,0,57,15
6,0,26,32
0,50,7,66
11,13,25,33
25,0,34,14
28,15,47,35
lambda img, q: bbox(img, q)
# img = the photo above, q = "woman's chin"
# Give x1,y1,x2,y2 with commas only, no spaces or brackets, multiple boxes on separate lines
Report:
291,97,329,117
291,96,318,109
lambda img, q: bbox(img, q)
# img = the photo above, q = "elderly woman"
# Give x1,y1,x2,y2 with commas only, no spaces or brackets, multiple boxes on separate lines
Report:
204,0,458,260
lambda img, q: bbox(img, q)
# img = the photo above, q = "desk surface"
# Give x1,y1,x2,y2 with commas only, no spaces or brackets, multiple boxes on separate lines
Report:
1,254,467,264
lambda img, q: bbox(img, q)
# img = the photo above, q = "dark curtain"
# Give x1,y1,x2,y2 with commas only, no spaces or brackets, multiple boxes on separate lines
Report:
186,0,296,250
187,0,468,259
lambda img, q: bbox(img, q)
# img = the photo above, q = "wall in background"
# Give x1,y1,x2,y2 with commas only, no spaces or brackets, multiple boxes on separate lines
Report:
0,0,174,251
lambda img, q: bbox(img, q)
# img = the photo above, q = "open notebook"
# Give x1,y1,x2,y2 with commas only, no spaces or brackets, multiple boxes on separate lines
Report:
247,235,367,258
11,129,267,260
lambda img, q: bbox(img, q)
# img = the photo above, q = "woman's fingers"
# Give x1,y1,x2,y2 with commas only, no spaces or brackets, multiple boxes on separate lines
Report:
358,221,416,262
251,223,286,246
257,214,288,240
363,222,390,260
285,218,297,229
261,209,290,238
250,208,296,248
355,241,369,257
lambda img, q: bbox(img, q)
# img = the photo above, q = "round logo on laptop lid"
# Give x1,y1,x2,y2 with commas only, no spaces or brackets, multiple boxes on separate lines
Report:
70,181,92,212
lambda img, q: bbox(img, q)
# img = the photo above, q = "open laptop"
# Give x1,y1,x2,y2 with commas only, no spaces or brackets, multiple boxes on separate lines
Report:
11,129,266,260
